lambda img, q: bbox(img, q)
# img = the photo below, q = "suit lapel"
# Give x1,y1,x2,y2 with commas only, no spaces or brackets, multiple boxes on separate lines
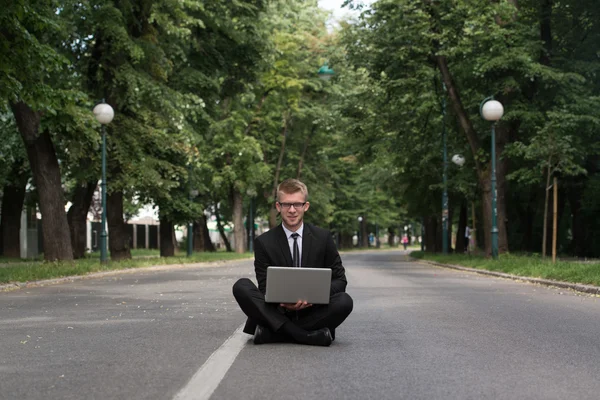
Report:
301,224,312,267
275,225,293,266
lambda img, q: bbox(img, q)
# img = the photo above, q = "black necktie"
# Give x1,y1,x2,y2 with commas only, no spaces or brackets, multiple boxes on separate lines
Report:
291,233,300,267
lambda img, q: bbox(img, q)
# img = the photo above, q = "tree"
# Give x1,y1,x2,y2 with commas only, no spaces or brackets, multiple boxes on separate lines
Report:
1,1,79,260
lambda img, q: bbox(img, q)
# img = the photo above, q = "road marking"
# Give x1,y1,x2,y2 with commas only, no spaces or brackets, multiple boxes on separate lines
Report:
173,324,248,400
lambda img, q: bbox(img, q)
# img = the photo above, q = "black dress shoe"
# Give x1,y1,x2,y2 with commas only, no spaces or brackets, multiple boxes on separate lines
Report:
253,325,288,345
253,325,271,344
305,327,333,347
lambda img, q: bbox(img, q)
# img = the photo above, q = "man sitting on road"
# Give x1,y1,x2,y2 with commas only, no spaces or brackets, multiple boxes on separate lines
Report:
232,178,353,346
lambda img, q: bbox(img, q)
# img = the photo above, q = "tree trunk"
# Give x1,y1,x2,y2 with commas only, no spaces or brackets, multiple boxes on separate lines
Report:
436,57,482,171
107,190,131,260
243,89,273,136
11,102,73,261
159,219,176,257
0,160,28,257
67,181,97,259
542,164,552,258
268,114,290,228
268,207,278,229
481,177,493,257
425,215,438,253
495,123,513,254
297,125,315,179
520,192,537,252
340,232,353,249
193,216,215,252
192,221,202,252
387,227,395,247
215,204,232,252
360,218,369,248
232,187,245,253
447,201,454,252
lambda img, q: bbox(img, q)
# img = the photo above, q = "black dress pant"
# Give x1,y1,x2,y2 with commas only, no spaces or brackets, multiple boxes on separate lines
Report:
232,278,353,336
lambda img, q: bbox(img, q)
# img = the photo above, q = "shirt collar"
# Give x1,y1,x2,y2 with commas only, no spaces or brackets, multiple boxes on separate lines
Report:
282,223,303,239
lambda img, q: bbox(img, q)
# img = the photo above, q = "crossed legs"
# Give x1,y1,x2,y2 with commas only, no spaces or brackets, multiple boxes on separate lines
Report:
232,278,353,344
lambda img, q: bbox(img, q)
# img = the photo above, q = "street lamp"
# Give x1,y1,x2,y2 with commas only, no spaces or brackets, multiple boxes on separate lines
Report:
247,188,257,252
187,188,198,257
451,154,465,167
93,100,114,264
480,97,504,259
421,217,425,251
317,62,335,81
357,216,363,247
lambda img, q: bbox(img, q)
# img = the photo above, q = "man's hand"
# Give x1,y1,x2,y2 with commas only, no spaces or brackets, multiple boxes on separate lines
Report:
280,300,312,311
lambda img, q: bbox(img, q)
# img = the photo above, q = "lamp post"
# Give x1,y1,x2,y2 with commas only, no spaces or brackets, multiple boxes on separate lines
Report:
451,154,466,252
93,100,114,264
480,97,504,259
248,197,254,252
187,187,198,257
357,216,363,248
317,62,335,80
247,188,257,253
420,218,425,251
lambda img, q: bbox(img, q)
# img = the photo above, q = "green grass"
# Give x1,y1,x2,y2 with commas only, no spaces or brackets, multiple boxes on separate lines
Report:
411,251,600,287
0,251,252,285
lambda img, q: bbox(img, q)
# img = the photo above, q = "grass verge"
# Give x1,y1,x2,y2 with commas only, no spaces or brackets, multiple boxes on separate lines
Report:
410,251,600,287
0,251,252,285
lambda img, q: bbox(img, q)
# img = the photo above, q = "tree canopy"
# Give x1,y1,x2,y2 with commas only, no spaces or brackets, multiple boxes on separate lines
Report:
1,0,599,260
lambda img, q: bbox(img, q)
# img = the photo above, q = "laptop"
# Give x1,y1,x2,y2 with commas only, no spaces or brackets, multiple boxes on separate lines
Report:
265,267,332,305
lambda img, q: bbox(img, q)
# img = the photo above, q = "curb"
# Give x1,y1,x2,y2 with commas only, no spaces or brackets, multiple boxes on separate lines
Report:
0,257,252,293
415,259,600,296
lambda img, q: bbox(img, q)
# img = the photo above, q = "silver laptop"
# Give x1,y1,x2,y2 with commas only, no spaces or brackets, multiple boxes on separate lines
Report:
265,267,332,305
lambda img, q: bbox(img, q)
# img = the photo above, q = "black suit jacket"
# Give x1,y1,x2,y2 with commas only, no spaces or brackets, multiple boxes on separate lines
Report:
253,223,347,296
242,223,347,333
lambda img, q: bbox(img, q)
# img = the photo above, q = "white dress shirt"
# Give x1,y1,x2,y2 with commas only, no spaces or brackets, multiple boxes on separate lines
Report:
282,224,303,265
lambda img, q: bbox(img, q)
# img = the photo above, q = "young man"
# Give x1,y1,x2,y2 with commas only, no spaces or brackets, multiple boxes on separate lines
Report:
232,179,353,346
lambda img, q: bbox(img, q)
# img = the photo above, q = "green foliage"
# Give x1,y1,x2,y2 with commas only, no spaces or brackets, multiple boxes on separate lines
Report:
2,0,600,259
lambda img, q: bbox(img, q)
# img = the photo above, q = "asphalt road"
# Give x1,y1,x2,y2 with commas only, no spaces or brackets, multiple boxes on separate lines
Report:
2,250,600,400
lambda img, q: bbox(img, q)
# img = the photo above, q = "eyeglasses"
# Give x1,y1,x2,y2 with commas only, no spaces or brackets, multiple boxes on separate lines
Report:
278,202,307,210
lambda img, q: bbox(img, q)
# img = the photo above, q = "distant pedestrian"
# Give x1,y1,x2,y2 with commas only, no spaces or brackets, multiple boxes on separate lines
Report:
464,226,471,253
401,235,409,250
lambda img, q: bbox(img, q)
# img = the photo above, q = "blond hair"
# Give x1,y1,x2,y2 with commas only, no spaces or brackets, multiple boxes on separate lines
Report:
277,179,308,201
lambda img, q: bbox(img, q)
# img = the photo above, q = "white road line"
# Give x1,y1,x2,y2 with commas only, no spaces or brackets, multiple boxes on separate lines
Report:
173,324,249,400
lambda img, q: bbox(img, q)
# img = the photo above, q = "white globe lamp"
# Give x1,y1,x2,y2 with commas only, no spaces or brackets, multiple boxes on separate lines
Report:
481,100,504,122
452,154,465,167
93,103,115,125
